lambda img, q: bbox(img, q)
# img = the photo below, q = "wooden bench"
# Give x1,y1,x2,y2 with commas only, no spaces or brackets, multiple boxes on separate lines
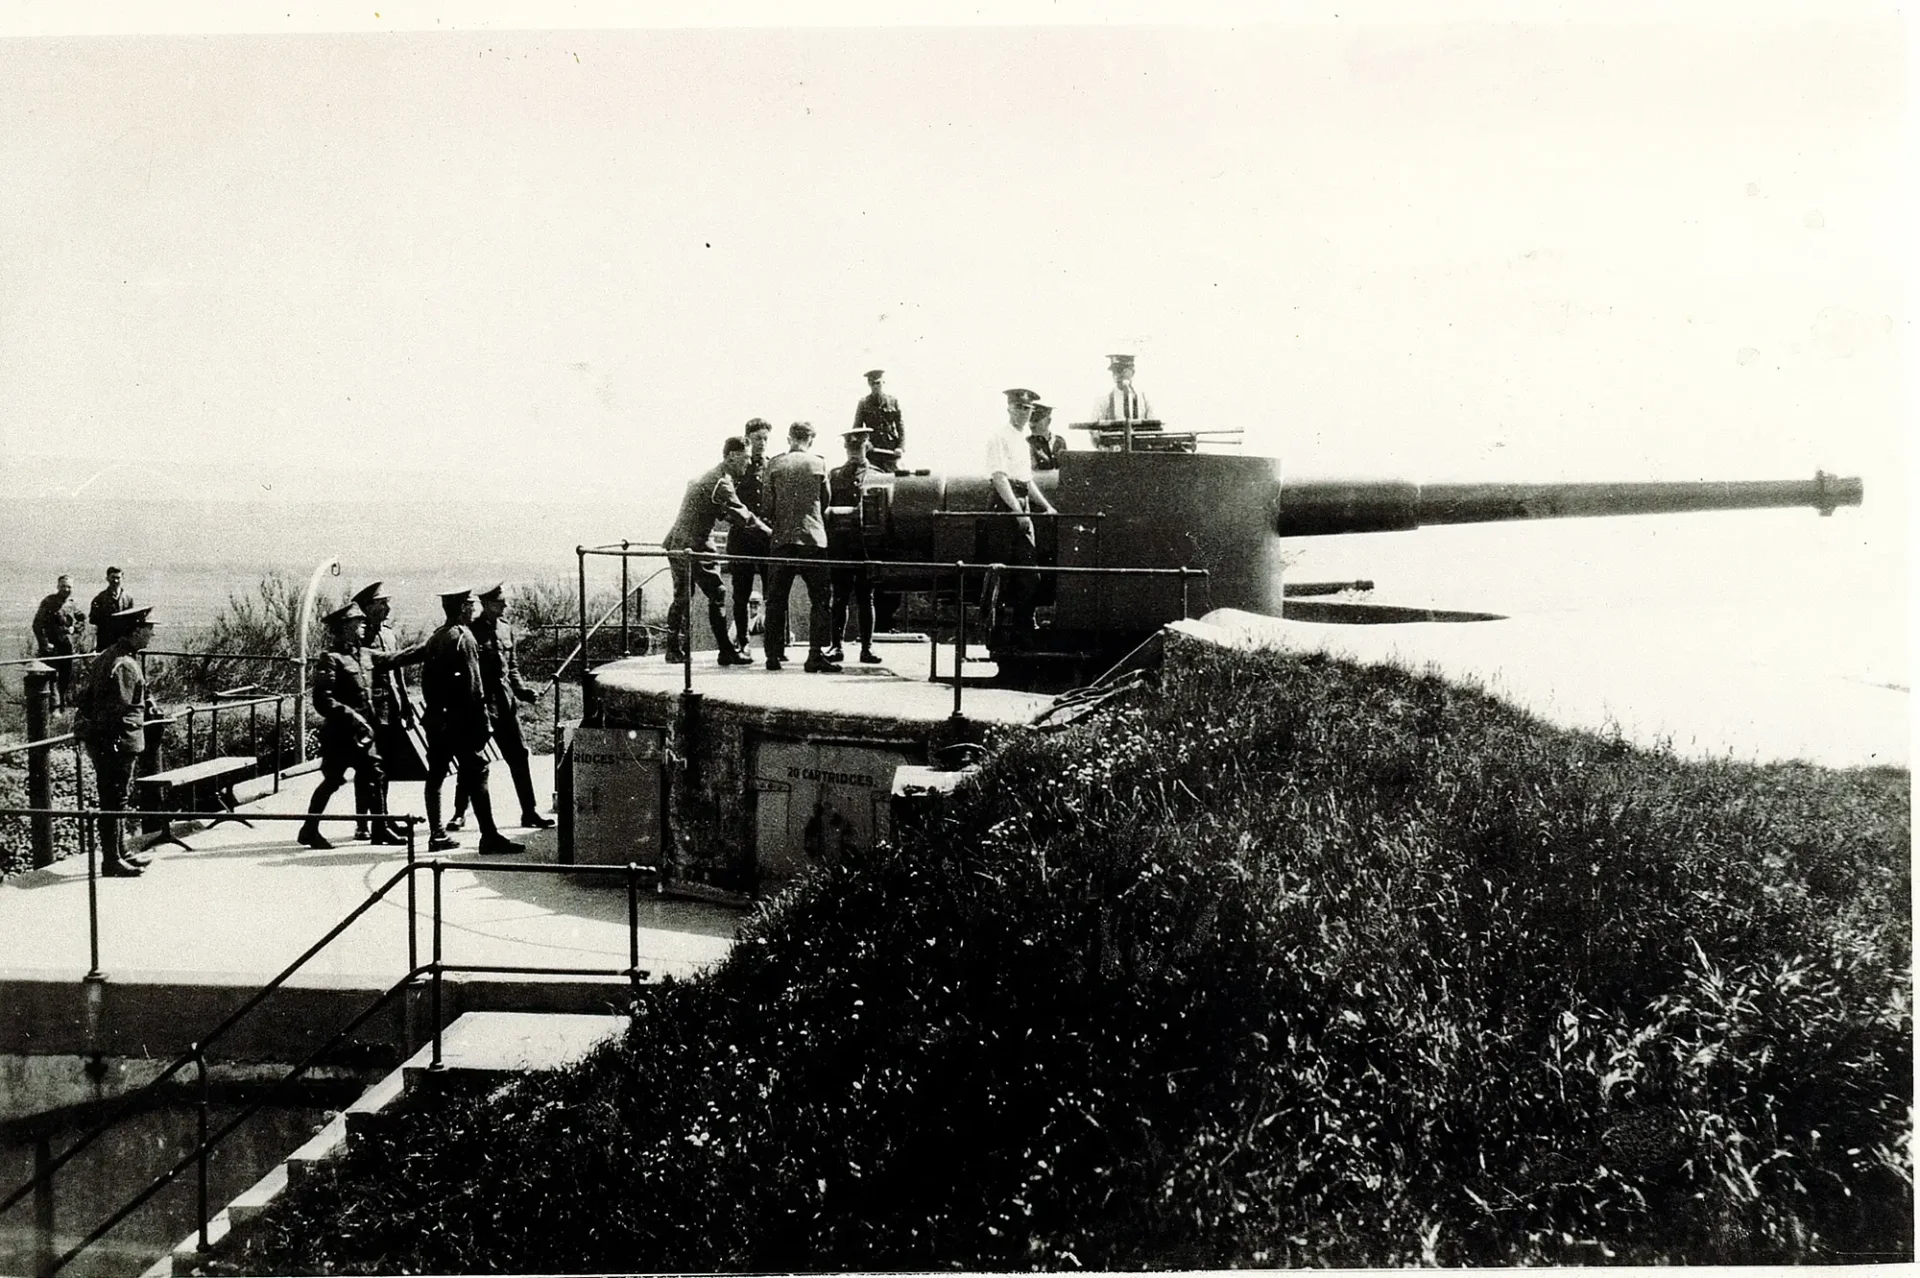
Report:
137,756,259,848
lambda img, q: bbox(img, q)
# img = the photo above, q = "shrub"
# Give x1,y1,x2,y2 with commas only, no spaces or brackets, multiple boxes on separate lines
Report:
208,648,1920,1270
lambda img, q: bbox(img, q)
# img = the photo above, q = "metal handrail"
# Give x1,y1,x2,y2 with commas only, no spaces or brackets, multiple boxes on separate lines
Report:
1,844,660,1273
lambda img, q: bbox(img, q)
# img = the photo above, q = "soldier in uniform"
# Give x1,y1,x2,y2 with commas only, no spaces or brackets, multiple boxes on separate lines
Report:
765,421,838,673
351,581,419,844
825,426,882,665
72,605,157,877
31,574,85,706
986,388,1058,645
1027,402,1068,471
406,587,519,854
448,584,552,832
662,435,770,666
1091,353,1154,426
88,567,133,649
853,369,905,472
726,418,776,654
296,603,388,850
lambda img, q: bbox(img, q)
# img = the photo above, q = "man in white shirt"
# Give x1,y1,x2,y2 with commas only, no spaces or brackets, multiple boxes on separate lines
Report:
986,388,1057,645
1090,353,1154,426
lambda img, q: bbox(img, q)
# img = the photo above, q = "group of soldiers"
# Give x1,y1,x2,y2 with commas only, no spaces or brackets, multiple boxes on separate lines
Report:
53,579,553,879
662,369,906,671
300,581,552,856
661,356,1158,663
30,566,140,707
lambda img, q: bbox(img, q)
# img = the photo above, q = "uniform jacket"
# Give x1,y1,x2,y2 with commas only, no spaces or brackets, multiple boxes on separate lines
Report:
1028,433,1068,471
361,620,418,727
469,614,535,721
313,646,378,754
88,587,132,648
826,458,870,554
417,623,491,750
853,394,905,470
766,448,830,549
74,639,147,754
1091,384,1154,423
726,452,775,552
33,593,83,654
664,462,763,553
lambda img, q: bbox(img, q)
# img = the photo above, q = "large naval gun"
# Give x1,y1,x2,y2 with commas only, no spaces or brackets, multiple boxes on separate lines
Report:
855,447,1861,674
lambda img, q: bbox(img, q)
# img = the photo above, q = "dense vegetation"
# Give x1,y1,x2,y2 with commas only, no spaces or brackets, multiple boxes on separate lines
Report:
237,646,1911,1270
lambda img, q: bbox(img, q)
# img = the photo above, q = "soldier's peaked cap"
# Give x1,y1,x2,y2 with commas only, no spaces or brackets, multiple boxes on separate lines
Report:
351,580,388,606
864,368,885,380
477,583,506,601
1107,353,1135,368
112,605,155,626
324,602,366,626
1003,387,1037,403
437,586,472,603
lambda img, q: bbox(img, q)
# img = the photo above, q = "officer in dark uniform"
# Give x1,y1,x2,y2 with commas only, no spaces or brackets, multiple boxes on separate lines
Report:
662,435,770,665
726,418,776,653
73,605,158,877
1027,402,1068,471
88,567,133,649
31,575,85,706
404,587,519,854
350,581,420,843
825,426,883,665
852,369,905,473
297,603,388,850
449,584,551,831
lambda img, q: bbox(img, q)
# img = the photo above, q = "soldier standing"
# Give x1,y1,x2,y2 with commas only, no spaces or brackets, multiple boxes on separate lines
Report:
764,421,838,673
31,574,85,706
297,603,389,850
72,605,157,877
853,369,906,472
408,587,519,855
726,418,776,653
450,584,552,831
88,567,133,649
350,581,419,844
987,388,1058,645
1027,402,1068,471
662,435,769,666
825,427,882,665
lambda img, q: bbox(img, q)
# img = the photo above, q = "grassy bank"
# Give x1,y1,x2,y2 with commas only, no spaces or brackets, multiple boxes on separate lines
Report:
242,646,1908,1269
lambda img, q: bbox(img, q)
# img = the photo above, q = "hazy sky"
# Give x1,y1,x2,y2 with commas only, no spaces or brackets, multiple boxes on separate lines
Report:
0,4,1907,506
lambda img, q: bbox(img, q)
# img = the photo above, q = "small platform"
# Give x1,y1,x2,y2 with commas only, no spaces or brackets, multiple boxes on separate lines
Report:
594,644,1054,731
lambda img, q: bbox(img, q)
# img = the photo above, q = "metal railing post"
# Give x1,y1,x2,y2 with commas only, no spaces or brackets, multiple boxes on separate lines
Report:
272,696,284,792
620,542,631,655
194,1044,210,1253
83,805,103,983
248,701,258,762
1180,567,1192,619
184,708,196,768
430,861,445,1070
576,547,588,691
952,562,967,720
406,824,418,974
23,664,55,868
626,861,640,998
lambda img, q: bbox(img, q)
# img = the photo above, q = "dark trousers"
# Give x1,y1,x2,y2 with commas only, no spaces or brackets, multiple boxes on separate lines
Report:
306,738,386,838
426,736,497,838
988,495,1040,641
666,554,731,658
829,545,873,652
452,710,542,823
42,644,75,704
727,538,771,648
766,546,831,660
85,743,135,865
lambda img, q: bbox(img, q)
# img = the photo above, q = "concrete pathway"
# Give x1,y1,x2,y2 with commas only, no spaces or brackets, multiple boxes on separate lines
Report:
0,757,744,989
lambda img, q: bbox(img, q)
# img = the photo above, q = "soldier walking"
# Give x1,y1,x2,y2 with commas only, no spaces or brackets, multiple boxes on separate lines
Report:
408,587,519,854
31,574,85,706
297,603,390,850
448,584,552,832
350,581,418,843
662,435,769,666
72,605,157,877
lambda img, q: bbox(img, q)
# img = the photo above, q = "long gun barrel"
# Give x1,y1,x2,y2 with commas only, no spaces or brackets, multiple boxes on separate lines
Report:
1273,471,1862,538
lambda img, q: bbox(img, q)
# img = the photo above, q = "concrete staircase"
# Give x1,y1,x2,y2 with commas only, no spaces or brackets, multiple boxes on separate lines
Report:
143,1011,629,1277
